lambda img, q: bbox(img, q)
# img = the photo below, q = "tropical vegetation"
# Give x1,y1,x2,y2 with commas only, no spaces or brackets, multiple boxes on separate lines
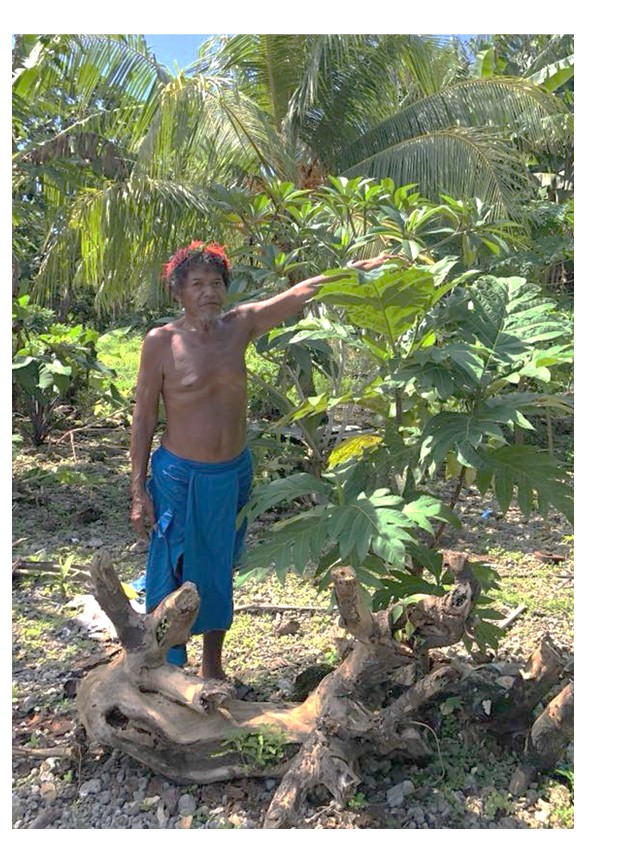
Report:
12,33,574,651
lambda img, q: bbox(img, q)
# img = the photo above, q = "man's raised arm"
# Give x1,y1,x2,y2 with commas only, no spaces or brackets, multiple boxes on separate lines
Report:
240,253,398,340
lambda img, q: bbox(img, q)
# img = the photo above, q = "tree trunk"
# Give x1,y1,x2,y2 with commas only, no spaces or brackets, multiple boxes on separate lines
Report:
76,550,573,828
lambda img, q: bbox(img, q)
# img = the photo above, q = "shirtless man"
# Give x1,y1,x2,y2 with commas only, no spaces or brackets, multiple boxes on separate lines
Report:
130,241,391,680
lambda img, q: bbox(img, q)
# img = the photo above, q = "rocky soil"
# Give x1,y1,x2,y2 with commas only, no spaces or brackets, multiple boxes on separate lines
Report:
12,426,574,829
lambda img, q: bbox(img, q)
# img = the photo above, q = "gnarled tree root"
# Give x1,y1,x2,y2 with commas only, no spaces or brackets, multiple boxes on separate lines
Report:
76,551,573,824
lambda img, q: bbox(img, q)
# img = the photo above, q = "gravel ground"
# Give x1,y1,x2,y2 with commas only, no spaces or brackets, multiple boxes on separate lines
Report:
12,434,574,829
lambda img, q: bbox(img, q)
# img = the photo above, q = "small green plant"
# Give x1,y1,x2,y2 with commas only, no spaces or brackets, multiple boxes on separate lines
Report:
323,647,340,665
483,788,514,818
347,791,368,810
213,724,289,771
12,296,125,445
555,767,574,798
53,553,76,596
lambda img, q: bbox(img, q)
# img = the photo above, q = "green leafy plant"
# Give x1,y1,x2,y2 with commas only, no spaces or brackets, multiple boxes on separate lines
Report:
53,553,77,596
213,725,290,772
238,256,572,605
555,767,574,799
12,296,125,444
347,791,368,810
483,788,514,818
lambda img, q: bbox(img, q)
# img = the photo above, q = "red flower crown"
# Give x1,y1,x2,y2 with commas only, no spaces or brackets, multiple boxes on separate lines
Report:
162,241,231,283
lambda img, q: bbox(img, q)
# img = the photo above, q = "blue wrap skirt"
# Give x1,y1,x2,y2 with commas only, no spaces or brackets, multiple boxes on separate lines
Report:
144,444,253,665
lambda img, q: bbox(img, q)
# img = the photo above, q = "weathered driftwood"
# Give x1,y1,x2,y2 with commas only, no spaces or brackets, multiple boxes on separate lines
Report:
76,550,572,828
509,680,574,795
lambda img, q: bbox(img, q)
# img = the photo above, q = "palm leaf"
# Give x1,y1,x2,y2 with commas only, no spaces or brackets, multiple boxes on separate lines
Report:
341,127,532,217
337,77,571,212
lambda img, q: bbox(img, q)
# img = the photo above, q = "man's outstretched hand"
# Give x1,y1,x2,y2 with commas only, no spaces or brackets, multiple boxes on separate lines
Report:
348,253,410,272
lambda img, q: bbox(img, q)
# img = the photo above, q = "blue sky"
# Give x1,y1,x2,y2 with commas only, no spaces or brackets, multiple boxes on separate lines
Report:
143,34,478,72
143,35,212,70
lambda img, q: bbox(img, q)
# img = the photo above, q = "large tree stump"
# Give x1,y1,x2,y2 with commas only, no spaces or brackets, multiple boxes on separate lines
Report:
76,550,573,827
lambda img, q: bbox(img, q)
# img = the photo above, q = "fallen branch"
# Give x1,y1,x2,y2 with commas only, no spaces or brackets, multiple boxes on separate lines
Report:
12,560,91,583
498,605,527,631
12,745,75,759
554,578,574,590
75,551,573,824
50,414,130,444
235,603,332,615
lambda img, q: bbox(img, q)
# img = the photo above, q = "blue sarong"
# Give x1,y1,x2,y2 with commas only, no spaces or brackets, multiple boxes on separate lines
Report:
145,444,253,665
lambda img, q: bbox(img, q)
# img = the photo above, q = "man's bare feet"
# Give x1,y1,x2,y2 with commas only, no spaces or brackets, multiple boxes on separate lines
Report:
197,676,235,712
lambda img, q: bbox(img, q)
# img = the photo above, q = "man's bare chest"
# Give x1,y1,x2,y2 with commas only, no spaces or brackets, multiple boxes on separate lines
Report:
163,330,246,394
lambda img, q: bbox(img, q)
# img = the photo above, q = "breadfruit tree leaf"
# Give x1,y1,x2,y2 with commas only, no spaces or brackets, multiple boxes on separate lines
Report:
239,473,332,526
315,265,447,349
485,444,573,524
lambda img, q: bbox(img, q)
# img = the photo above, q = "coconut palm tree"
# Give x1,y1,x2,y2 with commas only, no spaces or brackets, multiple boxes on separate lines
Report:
13,34,266,309
13,33,572,311
205,34,572,211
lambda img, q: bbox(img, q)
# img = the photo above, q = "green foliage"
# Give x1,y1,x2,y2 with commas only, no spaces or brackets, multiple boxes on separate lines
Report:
12,296,125,445
213,725,289,772
347,791,368,810
13,30,572,312
483,788,514,818
555,767,574,797
235,188,572,643
39,553,79,598
95,327,143,400
237,467,457,589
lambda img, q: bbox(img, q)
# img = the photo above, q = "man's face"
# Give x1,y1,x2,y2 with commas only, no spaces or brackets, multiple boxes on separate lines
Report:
176,265,227,319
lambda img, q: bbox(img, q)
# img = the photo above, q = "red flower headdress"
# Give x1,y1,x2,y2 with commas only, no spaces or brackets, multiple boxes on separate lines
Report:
162,241,231,284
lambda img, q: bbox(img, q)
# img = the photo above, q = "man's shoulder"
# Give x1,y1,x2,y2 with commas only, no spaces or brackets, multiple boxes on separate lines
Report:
224,302,260,330
144,322,177,341
141,323,176,357
223,304,251,321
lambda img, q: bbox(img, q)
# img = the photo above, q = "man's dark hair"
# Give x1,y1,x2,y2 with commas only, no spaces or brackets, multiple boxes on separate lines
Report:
163,241,231,291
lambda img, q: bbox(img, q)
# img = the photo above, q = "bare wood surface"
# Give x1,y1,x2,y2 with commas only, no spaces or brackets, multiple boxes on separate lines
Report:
524,680,574,769
520,633,565,706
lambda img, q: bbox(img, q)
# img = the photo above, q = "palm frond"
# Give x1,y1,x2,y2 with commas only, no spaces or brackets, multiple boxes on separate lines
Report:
13,34,169,112
32,176,232,309
339,77,571,171
342,126,533,216
522,35,574,77
216,34,310,129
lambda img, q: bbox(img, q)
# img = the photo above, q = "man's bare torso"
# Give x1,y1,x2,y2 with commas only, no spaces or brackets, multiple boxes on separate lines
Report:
157,311,249,462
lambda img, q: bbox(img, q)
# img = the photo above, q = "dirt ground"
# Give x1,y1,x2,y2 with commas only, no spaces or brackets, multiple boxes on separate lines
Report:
12,423,574,829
